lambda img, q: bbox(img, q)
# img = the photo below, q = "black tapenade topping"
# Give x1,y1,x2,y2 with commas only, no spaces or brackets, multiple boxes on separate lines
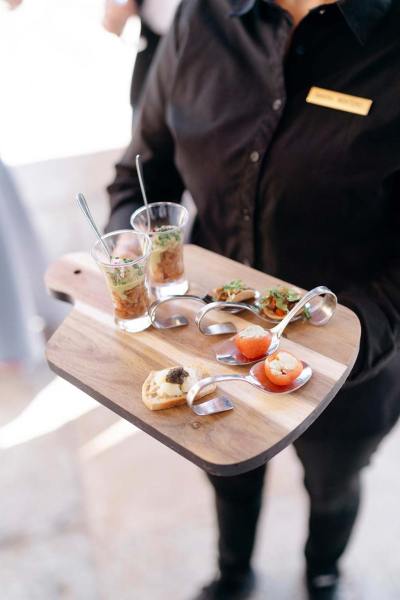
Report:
165,367,189,385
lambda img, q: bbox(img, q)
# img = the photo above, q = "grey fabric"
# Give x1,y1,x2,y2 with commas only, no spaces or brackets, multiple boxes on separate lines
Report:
0,160,62,366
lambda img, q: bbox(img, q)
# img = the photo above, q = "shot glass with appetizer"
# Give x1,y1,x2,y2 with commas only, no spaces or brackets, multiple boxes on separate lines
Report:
131,202,189,299
91,230,152,332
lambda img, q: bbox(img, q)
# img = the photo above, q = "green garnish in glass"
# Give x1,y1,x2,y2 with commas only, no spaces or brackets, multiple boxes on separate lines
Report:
153,225,182,247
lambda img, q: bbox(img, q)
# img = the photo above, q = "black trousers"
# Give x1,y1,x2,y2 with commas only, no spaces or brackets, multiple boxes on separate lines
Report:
206,434,384,579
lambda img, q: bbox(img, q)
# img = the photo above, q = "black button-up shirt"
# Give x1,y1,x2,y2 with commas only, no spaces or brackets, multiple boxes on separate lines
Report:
107,0,400,438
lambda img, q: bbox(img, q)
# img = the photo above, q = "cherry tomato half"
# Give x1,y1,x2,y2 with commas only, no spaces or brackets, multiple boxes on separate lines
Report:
264,351,303,386
235,331,271,360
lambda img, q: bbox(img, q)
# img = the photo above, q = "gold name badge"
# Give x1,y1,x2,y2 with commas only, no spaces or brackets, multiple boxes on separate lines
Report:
306,86,372,116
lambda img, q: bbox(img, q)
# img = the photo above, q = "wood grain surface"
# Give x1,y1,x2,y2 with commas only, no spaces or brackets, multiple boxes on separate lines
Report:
45,245,361,475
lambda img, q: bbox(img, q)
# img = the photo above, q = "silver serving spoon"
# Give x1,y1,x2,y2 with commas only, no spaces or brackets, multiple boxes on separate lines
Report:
149,294,203,329
215,332,280,366
76,192,111,262
187,360,312,416
135,154,151,232
214,286,336,365
149,291,261,329
196,285,336,336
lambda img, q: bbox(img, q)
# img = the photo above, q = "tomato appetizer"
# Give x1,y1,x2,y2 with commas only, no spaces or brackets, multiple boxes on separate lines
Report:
234,325,272,360
264,351,303,386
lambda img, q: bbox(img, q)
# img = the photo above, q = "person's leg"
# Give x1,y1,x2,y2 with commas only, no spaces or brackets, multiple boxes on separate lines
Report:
193,465,267,599
208,465,267,578
294,434,384,596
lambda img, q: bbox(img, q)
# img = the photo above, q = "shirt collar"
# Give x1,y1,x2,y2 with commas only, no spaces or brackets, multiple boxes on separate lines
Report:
228,0,392,45
337,0,392,44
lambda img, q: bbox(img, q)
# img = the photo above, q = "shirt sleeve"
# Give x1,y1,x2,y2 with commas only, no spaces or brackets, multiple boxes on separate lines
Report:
339,177,400,386
105,1,186,233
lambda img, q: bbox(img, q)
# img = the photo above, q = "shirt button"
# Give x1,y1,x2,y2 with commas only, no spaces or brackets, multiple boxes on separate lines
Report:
272,98,282,111
295,45,305,56
242,207,251,222
250,151,260,163
319,8,326,15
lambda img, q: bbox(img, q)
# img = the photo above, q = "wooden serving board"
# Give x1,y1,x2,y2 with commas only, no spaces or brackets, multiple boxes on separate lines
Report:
45,245,360,476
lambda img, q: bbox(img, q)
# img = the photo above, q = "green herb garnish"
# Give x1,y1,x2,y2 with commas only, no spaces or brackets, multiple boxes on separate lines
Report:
262,286,310,318
153,226,182,248
107,261,144,286
111,256,133,264
222,279,246,292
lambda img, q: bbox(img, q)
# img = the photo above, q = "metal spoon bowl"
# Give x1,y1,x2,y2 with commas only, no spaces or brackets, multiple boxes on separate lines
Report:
203,290,260,313
186,360,312,416
149,290,260,329
215,334,280,366
253,301,308,323
211,286,336,365
195,286,337,336
149,294,205,329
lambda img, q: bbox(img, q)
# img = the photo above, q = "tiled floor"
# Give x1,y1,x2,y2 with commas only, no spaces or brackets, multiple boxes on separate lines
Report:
1,365,399,600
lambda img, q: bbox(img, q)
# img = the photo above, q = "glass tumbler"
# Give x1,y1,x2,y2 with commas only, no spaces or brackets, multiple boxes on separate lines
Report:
91,230,152,332
130,202,189,298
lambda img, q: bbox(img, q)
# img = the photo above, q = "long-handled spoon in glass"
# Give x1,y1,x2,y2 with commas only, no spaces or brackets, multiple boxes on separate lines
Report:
76,192,111,262
135,154,151,232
